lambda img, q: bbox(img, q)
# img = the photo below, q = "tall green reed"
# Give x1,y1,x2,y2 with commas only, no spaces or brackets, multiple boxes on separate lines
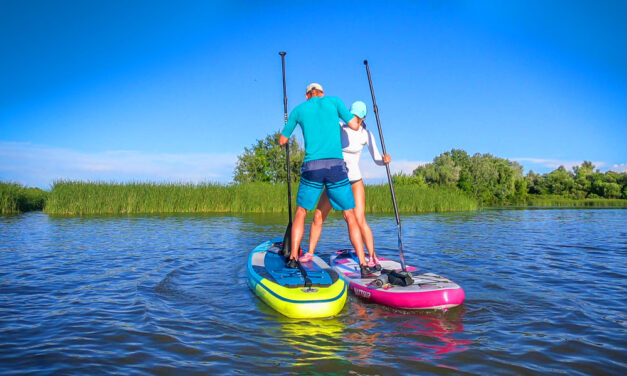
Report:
45,181,480,215
365,185,478,213
526,195,627,208
0,182,48,214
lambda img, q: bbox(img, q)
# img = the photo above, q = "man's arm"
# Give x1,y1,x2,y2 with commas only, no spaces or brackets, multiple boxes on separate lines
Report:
346,116,360,130
335,97,360,130
280,108,298,146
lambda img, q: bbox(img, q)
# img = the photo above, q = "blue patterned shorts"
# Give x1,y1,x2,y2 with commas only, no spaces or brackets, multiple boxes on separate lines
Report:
296,159,355,211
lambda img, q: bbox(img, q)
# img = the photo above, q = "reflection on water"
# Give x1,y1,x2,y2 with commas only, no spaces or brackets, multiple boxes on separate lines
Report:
252,293,471,372
254,299,347,366
1,210,626,375
343,302,470,367
398,309,471,365
344,303,383,364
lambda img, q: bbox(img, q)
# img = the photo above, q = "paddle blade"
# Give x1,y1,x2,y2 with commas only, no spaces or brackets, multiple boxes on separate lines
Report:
281,223,292,258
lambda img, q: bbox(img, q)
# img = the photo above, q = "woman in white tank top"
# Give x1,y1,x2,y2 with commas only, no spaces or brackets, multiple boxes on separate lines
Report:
299,101,391,273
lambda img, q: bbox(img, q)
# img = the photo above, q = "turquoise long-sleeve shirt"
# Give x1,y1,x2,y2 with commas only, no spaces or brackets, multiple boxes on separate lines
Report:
281,96,355,162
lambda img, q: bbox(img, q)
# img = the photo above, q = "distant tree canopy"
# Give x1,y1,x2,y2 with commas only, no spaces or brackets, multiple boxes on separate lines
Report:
394,149,627,204
526,161,626,200
407,149,527,205
233,131,304,183
234,136,627,205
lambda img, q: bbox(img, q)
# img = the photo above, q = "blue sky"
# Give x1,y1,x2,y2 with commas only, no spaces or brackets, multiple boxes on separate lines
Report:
1,0,625,188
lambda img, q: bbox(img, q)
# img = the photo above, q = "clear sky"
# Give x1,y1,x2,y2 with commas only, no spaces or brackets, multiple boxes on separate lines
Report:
1,0,625,188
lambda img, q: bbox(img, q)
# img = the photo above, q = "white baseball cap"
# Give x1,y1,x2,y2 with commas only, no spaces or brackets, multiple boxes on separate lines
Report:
306,83,324,93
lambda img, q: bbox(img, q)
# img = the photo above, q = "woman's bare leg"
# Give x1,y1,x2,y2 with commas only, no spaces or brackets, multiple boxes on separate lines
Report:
351,180,377,261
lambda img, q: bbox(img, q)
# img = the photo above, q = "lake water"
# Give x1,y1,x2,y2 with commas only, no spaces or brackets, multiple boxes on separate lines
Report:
1,209,625,375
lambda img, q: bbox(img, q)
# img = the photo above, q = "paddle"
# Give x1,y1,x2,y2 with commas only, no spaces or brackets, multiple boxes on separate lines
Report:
279,52,292,259
363,60,411,278
278,52,313,289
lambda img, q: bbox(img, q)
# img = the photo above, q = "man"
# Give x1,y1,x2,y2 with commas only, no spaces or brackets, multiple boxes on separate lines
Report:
279,83,373,276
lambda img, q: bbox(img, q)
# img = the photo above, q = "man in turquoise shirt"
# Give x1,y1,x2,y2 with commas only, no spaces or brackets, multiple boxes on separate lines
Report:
279,83,372,276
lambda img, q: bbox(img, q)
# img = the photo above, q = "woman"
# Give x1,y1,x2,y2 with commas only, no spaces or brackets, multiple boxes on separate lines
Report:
299,101,391,276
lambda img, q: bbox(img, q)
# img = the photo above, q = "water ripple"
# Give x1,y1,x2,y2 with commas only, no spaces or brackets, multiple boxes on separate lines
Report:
0,210,625,374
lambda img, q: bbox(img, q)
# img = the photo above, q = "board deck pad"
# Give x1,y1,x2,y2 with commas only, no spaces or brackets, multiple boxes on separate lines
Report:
247,239,346,318
330,249,465,310
262,243,335,287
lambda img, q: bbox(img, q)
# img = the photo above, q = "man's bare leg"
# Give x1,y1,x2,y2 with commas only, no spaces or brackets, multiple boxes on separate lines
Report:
308,192,332,256
290,206,308,260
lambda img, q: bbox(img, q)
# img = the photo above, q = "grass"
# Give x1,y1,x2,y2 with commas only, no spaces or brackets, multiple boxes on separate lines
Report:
14,181,625,216
365,185,479,213
44,181,480,215
45,181,292,215
526,195,627,208
0,182,48,214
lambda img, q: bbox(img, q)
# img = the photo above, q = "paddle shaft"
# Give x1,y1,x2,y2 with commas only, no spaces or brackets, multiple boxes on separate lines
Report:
280,52,292,226
279,52,308,285
279,52,294,258
363,59,407,272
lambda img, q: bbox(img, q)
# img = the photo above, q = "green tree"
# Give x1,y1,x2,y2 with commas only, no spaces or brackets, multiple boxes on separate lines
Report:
513,178,528,203
573,161,595,177
617,173,627,199
413,151,460,186
392,172,427,187
413,149,526,205
467,154,498,203
589,172,606,198
572,161,595,198
602,182,622,198
233,131,304,183
525,170,548,195
545,166,574,195
451,149,472,193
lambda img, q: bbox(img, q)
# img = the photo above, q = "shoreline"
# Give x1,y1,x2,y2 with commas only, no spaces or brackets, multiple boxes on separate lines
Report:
3,181,626,215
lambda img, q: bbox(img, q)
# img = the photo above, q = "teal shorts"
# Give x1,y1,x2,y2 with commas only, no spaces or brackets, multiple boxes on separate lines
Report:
297,159,355,211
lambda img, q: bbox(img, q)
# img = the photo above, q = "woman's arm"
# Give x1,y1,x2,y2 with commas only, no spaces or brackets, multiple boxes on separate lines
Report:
366,129,390,165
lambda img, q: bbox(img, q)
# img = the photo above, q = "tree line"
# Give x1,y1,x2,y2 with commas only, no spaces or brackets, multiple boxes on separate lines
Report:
397,149,626,205
233,134,626,205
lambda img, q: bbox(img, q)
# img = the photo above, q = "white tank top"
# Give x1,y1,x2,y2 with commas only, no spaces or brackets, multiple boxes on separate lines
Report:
340,122,385,182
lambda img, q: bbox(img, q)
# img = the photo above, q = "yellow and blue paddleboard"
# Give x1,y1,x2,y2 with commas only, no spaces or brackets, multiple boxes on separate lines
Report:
247,239,347,318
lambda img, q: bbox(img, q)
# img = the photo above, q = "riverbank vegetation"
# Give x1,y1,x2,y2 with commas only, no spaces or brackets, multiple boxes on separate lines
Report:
0,182,48,214
43,181,477,215
233,132,304,183
393,149,627,207
526,195,627,207
4,138,626,214
45,181,289,215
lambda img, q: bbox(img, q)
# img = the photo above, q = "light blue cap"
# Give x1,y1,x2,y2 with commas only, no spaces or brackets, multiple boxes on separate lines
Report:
350,101,367,119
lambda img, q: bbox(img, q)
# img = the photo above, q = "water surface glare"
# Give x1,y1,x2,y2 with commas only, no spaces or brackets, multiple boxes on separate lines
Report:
0,210,625,375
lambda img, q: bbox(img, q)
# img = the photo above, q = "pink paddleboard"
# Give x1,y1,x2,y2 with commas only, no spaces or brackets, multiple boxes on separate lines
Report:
330,249,465,310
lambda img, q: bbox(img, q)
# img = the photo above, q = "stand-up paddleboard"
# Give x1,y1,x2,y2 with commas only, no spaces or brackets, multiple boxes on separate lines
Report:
247,239,347,318
330,249,464,310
